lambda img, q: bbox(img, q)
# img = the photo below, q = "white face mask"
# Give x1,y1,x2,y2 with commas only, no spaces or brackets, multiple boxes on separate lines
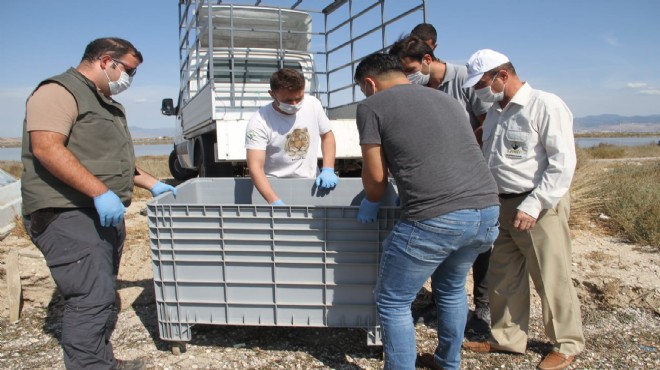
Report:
407,61,431,85
475,75,505,102
104,67,132,95
277,99,304,115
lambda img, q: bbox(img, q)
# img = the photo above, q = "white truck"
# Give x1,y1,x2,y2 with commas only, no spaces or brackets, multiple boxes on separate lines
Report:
162,0,428,179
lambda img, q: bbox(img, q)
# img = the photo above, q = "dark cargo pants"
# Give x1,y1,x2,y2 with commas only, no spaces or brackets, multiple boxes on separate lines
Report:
26,208,125,370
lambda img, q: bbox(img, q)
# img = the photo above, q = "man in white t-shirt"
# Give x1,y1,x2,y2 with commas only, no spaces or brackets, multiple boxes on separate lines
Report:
245,68,338,205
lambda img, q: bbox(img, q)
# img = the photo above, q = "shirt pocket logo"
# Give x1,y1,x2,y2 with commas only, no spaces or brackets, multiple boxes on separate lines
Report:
504,130,529,159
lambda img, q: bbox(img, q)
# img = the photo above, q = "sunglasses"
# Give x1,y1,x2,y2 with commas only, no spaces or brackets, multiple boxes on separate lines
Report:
112,58,137,77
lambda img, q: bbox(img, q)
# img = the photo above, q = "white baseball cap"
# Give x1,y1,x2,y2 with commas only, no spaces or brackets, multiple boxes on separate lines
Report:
463,49,510,88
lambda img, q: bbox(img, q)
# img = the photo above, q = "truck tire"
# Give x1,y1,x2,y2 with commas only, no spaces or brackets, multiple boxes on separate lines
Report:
196,135,234,177
168,149,197,180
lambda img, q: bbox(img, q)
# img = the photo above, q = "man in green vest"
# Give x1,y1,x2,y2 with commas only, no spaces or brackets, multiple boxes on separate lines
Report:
21,37,175,370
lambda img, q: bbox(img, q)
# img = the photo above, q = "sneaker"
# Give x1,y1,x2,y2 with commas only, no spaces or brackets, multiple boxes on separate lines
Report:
113,358,147,370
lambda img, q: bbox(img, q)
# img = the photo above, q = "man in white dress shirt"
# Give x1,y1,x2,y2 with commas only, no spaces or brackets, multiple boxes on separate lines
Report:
461,49,585,370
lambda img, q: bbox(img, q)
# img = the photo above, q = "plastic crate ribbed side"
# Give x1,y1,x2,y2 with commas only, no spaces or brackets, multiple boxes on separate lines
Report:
147,178,399,344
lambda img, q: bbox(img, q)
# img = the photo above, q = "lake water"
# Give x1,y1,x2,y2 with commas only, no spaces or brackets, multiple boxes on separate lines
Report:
1,138,658,161
574,136,659,148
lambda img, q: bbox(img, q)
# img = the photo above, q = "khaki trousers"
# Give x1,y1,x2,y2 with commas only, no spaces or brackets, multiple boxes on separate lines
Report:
487,194,585,355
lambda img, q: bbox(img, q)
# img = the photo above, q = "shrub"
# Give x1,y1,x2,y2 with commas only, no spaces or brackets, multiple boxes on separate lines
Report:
624,143,660,158
569,160,605,230
586,143,625,159
574,146,589,170
598,162,660,248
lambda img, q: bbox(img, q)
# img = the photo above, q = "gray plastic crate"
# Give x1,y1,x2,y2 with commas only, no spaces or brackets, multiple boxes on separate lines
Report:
147,178,399,346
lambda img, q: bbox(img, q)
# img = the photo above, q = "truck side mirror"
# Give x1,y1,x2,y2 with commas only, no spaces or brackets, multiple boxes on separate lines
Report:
161,98,177,116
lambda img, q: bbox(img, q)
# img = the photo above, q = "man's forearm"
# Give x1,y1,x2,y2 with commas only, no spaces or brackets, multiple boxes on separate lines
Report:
33,142,108,198
360,144,387,202
251,171,279,203
362,176,387,201
320,131,336,168
134,166,159,190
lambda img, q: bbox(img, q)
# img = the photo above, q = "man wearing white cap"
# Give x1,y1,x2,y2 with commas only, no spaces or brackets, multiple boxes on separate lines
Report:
461,49,585,370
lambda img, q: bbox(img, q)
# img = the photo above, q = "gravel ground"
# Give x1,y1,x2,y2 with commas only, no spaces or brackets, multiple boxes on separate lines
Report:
0,297,658,369
1,200,659,369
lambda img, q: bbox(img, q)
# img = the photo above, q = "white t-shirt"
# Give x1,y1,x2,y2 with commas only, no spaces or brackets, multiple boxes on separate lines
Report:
245,95,332,178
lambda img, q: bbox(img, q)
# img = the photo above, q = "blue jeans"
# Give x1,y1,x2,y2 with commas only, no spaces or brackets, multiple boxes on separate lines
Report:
375,205,500,370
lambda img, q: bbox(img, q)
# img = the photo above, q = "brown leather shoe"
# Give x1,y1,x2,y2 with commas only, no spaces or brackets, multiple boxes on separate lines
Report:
416,353,443,370
537,351,575,370
462,341,495,353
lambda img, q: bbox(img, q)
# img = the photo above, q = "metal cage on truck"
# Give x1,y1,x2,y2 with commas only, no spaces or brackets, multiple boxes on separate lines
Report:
163,0,427,179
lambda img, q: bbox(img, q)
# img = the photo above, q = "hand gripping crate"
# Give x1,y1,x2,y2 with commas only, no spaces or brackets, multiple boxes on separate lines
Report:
147,178,399,349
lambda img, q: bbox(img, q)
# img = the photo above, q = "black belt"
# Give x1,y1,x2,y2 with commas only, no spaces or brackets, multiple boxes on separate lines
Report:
498,191,532,199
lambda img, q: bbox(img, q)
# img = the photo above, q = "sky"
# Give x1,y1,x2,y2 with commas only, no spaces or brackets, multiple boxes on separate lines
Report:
1,0,659,138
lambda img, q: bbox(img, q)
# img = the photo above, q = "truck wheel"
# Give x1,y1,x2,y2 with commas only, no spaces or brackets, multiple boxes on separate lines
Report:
168,150,197,180
197,135,234,177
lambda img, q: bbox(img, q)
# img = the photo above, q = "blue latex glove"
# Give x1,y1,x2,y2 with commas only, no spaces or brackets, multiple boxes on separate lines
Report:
93,190,126,227
271,199,285,206
357,198,380,223
315,167,339,189
150,181,177,197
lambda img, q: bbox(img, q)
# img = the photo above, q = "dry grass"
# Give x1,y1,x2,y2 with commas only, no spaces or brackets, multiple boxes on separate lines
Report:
585,250,611,264
0,160,22,179
11,214,28,239
569,150,606,230
133,155,171,200
583,143,626,159
597,162,660,248
583,143,660,159
570,144,660,248
621,143,660,158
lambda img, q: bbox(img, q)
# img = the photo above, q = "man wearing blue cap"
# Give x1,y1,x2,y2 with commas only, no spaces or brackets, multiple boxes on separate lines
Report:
461,49,585,370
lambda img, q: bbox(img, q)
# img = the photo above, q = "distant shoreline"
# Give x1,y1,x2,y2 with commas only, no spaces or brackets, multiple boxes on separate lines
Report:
0,137,174,148
573,132,659,138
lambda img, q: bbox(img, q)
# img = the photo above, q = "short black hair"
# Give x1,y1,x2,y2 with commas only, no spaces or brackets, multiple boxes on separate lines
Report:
270,68,305,91
411,23,437,44
354,53,404,83
81,37,143,63
389,35,435,62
